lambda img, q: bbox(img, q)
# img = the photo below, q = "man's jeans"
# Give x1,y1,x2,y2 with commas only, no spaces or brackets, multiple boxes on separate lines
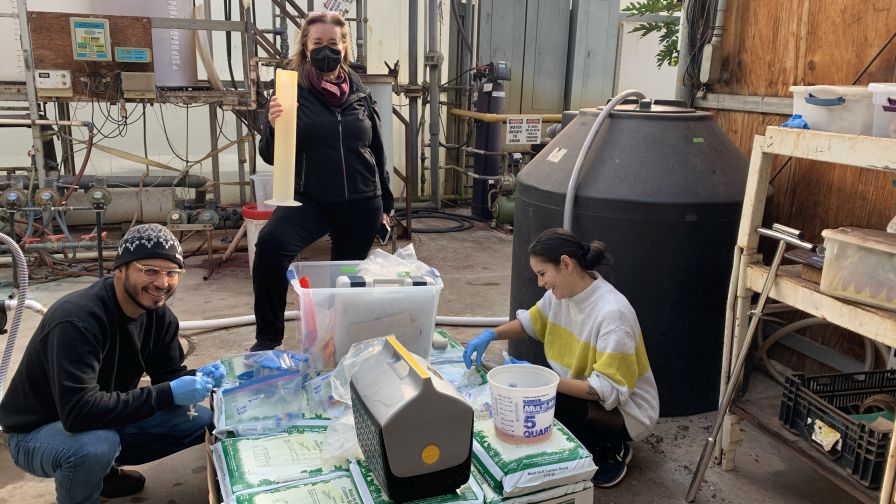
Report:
5,405,212,504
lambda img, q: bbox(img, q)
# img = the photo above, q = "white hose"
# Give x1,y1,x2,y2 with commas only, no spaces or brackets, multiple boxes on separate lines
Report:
563,90,647,230
4,299,47,315
0,233,29,402
179,311,299,331
435,316,508,326
177,312,507,332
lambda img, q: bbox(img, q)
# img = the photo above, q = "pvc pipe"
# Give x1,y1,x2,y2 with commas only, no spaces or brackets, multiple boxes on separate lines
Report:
268,69,300,207
0,118,93,128
563,90,646,230
4,299,46,315
435,316,508,326
179,311,298,331
58,175,209,189
176,312,506,332
448,108,563,123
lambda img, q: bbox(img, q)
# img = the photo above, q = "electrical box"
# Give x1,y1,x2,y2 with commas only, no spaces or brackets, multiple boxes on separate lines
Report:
70,17,112,61
35,70,73,98
120,72,156,99
115,47,152,63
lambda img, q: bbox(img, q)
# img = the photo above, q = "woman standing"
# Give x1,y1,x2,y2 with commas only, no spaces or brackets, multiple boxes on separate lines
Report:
251,12,393,351
463,228,659,488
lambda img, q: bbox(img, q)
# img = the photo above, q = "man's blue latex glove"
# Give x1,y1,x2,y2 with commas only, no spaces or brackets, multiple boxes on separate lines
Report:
196,362,225,387
502,351,529,365
170,375,213,405
463,329,497,368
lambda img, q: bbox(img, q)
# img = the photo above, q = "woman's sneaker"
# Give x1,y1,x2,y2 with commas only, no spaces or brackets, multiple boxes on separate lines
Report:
593,442,632,488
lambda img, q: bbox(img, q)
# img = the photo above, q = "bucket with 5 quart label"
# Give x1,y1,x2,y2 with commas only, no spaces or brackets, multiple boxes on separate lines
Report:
487,364,559,444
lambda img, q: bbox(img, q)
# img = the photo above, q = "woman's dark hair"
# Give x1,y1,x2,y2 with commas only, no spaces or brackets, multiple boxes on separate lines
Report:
527,228,612,272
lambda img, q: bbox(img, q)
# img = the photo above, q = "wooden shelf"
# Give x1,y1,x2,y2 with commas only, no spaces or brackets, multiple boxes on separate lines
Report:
762,127,896,172
733,379,879,504
744,264,896,347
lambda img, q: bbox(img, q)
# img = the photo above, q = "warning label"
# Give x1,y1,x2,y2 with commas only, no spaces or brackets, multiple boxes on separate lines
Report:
506,115,542,145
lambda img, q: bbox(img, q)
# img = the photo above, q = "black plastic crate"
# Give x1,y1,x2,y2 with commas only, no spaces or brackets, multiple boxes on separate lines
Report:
779,370,896,489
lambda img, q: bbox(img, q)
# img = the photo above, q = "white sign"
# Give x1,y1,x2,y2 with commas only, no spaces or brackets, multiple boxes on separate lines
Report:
506,115,542,145
323,0,353,16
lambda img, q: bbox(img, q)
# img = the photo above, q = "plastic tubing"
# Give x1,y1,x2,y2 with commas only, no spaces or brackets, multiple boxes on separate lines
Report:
563,90,646,230
0,232,29,402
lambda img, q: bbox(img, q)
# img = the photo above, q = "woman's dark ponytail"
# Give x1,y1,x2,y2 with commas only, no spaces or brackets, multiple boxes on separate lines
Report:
528,228,612,271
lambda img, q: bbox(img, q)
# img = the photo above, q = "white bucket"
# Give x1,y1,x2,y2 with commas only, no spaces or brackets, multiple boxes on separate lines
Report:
487,364,560,444
243,204,273,274
251,173,274,211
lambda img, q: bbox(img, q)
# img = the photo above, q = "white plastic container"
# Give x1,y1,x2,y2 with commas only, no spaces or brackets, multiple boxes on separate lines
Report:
790,85,875,135
289,261,443,368
242,203,272,274
820,227,896,312
250,173,275,211
868,83,896,138
487,364,560,445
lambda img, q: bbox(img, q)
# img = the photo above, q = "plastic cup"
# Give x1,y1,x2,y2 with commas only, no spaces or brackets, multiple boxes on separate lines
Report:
487,364,560,444
250,173,274,211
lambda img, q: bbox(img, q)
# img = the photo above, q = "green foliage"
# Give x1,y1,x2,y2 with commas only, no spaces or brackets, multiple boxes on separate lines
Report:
622,0,681,68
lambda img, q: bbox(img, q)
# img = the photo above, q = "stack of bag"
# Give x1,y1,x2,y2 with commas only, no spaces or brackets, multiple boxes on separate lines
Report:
207,330,596,503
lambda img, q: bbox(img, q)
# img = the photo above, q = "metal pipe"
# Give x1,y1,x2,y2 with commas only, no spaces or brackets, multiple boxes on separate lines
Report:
55,103,76,177
236,122,247,204
427,0,441,209
674,0,694,102
95,211,104,278
408,0,420,203
356,0,366,66
57,175,209,189
0,241,115,252
15,0,45,187
448,108,563,123
0,118,93,128
711,0,728,41
686,226,816,502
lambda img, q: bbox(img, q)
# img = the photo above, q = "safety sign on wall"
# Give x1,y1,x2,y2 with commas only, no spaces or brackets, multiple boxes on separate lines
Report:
323,0,354,16
506,116,542,145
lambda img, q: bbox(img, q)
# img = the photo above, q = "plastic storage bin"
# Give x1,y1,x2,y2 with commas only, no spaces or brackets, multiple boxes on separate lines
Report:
289,261,443,367
868,83,896,138
779,370,896,488
819,227,896,312
790,85,875,135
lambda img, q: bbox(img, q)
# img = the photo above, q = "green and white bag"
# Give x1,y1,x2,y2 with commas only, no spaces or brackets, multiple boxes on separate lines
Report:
471,420,596,497
213,425,350,503
471,466,591,504
233,473,362,504
349,460,484,504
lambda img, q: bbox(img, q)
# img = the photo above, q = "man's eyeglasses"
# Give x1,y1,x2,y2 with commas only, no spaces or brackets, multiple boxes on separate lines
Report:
132,262,185,280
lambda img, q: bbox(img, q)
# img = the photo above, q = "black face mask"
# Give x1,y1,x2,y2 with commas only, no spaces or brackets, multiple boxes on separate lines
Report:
309,46,342,73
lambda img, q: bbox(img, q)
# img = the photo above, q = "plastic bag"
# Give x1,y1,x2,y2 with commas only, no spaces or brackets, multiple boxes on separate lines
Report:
357,244,441,284
214,370,307,437
219,351,311,388
322,411,363,465
329,338,386,405
241,350,311,382
302,372,347,419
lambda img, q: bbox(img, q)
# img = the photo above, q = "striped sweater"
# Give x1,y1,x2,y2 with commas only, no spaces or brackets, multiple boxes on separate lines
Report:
516,275,659,441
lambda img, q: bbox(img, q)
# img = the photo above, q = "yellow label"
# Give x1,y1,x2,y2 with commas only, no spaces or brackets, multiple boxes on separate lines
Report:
386,335,429,379
421,444,440,465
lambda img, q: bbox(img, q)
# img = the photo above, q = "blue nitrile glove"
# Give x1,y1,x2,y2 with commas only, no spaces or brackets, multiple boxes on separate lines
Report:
196,362,225,387
463,329,497,369
780,114,809,129
170,375,214,406
502,351,529,365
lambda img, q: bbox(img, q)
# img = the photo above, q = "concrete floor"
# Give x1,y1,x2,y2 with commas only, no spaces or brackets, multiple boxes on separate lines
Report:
0,217,862,504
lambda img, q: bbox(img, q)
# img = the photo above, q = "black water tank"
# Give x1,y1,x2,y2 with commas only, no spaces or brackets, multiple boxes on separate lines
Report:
509,101,748,416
